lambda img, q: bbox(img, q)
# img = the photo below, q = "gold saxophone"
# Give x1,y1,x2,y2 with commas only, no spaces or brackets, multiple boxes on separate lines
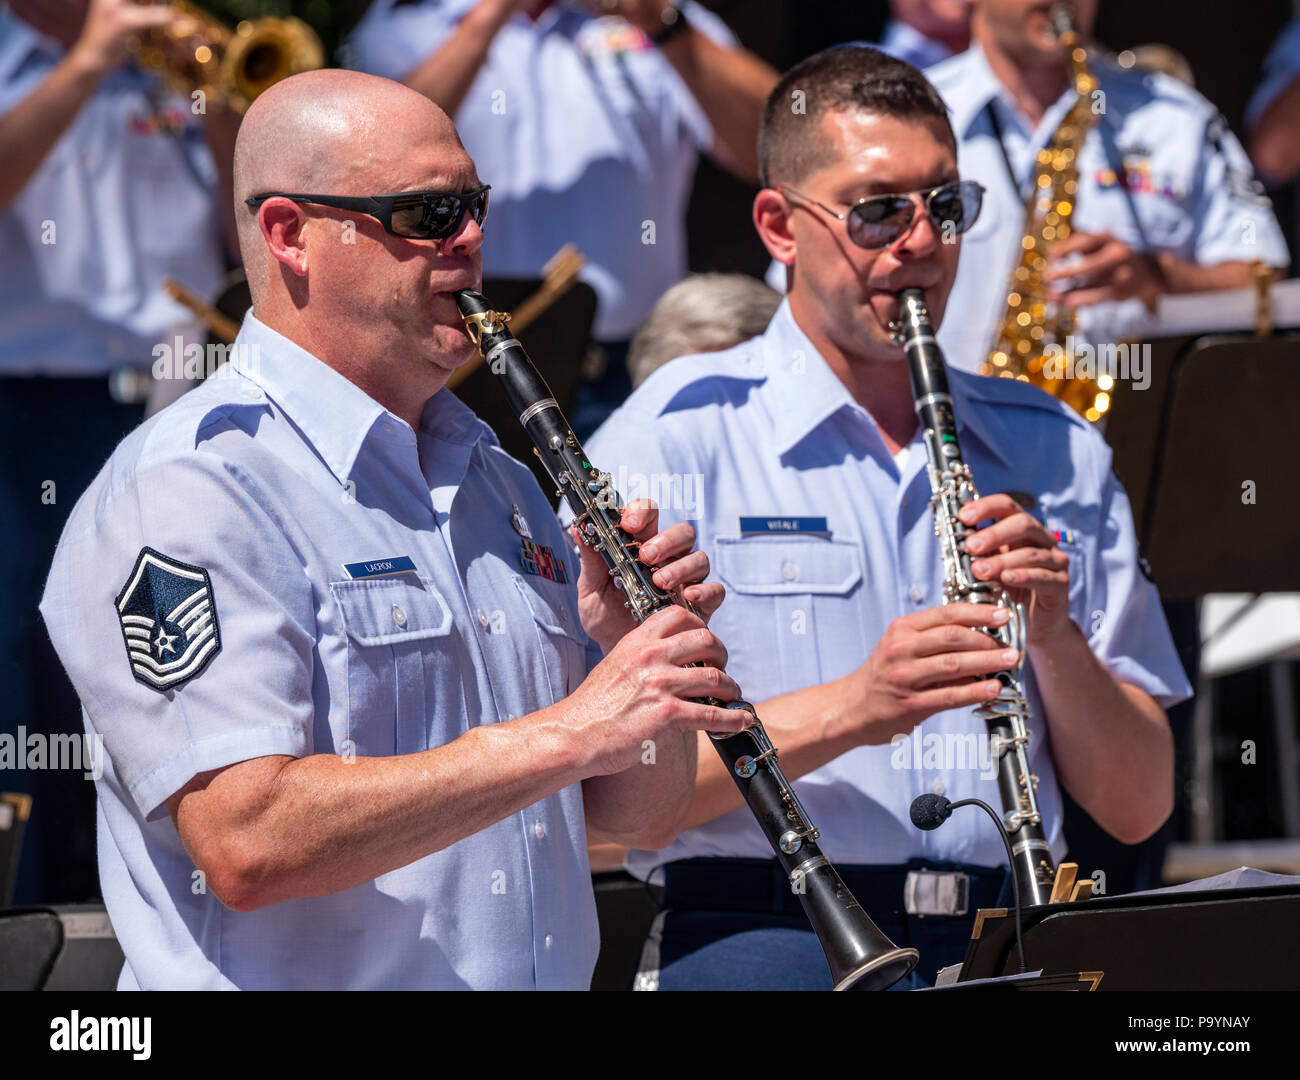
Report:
981,5,1109,422
132,1,324,115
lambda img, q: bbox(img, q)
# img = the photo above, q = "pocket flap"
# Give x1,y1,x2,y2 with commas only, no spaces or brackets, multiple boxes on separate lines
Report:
330,576,453,646
715,537,863,596
514,576,586,642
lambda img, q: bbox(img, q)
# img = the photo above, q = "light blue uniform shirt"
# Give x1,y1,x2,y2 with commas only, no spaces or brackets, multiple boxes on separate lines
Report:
925,45,1289,372
0,10,224,375
40,313,601,989
878,21,956,71
581,300,1192,880
344,0,733,341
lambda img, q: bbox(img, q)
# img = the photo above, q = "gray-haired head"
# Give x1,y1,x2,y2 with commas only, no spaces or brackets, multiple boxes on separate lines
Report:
628,274,782,388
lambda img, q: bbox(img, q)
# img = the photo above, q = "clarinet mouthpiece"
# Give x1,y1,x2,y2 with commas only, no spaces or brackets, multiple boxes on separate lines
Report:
453,289,490,318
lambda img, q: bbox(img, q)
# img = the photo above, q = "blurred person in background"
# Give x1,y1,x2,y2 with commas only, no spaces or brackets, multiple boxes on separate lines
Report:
626,272,779,388
343,0,779,438
0,0,237,904
1246,16,1300,186
927,0,1289,373
927,0,1288,895
879,0,971,69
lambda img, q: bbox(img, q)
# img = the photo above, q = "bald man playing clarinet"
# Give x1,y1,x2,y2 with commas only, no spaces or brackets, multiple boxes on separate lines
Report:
39,69,747,990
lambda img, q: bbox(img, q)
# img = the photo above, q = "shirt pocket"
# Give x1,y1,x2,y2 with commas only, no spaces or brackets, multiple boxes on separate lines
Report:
713,537,868,693
330,576,456,757
513,576,590,703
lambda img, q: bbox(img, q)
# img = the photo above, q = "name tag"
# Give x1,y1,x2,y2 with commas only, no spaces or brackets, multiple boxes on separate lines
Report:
343,556,418,579
739,516,829,535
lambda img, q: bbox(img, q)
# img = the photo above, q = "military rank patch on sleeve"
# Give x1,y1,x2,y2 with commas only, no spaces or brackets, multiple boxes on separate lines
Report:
114,547,222,692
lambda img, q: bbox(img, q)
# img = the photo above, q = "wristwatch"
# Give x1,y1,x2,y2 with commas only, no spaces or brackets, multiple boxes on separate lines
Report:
651,3,689,46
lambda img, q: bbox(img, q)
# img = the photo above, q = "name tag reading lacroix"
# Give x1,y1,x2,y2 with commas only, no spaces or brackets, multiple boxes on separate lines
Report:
739,517,830,535
342,556,418,579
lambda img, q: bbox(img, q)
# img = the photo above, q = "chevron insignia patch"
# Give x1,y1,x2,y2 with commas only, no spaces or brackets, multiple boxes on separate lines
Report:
114,547,222,692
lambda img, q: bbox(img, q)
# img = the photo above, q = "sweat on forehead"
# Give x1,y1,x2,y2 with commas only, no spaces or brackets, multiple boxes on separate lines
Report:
232,69,460,199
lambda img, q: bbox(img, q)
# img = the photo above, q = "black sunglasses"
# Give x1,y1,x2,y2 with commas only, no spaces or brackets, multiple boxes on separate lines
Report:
780,180,984,249
243,184,491,240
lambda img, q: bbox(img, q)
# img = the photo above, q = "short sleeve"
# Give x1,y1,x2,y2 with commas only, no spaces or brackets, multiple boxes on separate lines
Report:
1083,460,1193,709
39,456,318,821
342,0,462,82
1187,112,1291,269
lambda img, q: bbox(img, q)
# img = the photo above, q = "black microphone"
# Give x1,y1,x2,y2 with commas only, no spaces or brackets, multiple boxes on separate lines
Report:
909,793,953,831
908,793,1028,974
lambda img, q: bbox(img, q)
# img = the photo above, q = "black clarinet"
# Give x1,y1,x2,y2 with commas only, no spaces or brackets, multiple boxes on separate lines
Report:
456,290,918,990
897,287,1058,906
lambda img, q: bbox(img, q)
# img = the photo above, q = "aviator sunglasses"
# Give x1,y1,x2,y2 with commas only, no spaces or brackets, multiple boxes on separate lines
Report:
779,179,984,249
244,184,491,240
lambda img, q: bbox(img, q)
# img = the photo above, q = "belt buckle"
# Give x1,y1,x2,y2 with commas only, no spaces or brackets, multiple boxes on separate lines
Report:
904,869,969,917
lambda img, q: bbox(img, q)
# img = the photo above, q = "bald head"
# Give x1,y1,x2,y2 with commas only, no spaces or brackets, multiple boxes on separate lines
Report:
233,70,464,301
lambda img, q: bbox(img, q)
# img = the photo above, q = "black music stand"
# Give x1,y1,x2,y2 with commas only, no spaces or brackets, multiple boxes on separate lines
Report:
453,276,597,496
0,904,123,990
953,882,1300,989
1105,332,1300,597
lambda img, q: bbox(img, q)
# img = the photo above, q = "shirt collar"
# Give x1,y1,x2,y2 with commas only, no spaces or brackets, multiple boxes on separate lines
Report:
760,300,1013,469
0,9,60,78
944,44,1012,139
880,20,955,70
228,312,401,485
945,42,1093,145
761,301,860,456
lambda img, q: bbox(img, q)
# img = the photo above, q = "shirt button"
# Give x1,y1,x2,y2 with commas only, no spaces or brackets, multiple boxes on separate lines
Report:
534,822,546,840
392,605,407,628
908,584,925,604
544,933,554,950
781,560,799,582
559,608,569,624
931,779,946,796
242,385,260,400
477,609,490,629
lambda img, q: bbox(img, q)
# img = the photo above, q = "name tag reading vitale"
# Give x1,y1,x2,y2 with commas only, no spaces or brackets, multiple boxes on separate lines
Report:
343,556,418,579
738,517,830,535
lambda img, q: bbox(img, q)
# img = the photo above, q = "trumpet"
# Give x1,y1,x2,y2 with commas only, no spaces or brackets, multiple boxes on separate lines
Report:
133,1,324,114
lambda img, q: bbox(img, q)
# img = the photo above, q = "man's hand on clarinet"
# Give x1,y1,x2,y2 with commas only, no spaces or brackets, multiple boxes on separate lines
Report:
958,492,1073,647
846,603,1021,745
566,605,747,776
573,498,724,654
